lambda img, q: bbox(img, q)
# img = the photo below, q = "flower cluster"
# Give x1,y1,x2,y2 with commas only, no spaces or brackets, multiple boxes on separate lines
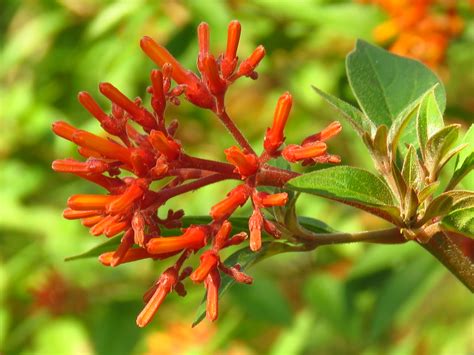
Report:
361,0,464,67
52,20,341,327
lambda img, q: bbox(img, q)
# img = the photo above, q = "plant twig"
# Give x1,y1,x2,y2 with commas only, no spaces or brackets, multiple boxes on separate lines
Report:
421,232,474,292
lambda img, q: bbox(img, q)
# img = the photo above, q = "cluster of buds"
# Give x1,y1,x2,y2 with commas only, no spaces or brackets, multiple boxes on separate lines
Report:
361,0,464,67
52,20,341,327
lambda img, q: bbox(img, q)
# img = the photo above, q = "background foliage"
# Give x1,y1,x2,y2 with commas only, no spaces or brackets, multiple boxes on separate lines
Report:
1,0,473,354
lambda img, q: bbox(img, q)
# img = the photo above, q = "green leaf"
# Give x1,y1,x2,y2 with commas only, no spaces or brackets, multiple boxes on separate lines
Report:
418,194,453,226
447,125,474,189
192,242,289,327
424,124,461,178
456,125,474,169
312,85,375,136
417,90,445,155
418,181,440,204
387,86,436,157
441,208,474,238
346,40,445,127
450,192,474,211
286,166,399,223
65,237,122,262
402,145,423,190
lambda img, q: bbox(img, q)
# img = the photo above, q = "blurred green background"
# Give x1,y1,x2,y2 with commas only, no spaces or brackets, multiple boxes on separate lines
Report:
1,0,473,354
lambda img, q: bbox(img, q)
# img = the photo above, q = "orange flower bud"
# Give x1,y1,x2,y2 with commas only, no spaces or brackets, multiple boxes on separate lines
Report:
224,146,258,177
221,20,241,78
238,45,265,77
72,130,132,165
210,185,251,221
205,268,221,321
202,55,227,96
77,91,109,124
190,251,219,283
99,83,157,131
301,121,342,145
149,130,181,161
62,208,101,220
264,92,293,154
146,226,207,255
52,121,78,141
107,182,145,214
67,194,118,211
249,209,263,251
140,36,195,86
254,192,288,207
282,142,327,162
136,267,179,327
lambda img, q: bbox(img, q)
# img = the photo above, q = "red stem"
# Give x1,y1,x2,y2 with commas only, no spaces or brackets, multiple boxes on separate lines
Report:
214,108,256,155
180,155,238,176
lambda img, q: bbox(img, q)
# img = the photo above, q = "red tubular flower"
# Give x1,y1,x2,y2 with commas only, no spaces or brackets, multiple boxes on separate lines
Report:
104,220,129,238
249,209,263,252
67,194,117,211
52,121,78,141
77,91,109,124
140,36,214,109
140,36,195,86
197,22,210,72
150,69,166,118
190,251,219,283
132,212,146,246
253,192,288,207
71,130,132,165
106,181,146,214
210,185,251,221
136,267,179,328
149,130,181,160
63,208,101,220
89,215,117,236
146,226,207,255
204,268,221,321
81,215,103,227
237,45,265,77
301,121,342,145
221,20,241,78
99,248,160,266
202,55,227,96
224,146,258,177
264,92,293,154
99,83,157,132
52,158,109,174
282,142,327,163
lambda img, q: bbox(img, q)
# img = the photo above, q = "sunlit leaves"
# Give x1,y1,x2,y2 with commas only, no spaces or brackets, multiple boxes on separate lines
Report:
286,166,399,223
346,40,445,127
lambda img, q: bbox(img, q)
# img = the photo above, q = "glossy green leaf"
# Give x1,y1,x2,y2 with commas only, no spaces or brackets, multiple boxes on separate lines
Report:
448,125,474,189
417,90,445,154
418,194,453,226
402,145,423,190
346,40,445,127
441,208,474,238
418,181,440,204
312,85,374,136
64,237,123,262
286,166,399,222
424,124,461,177
387,85,436,156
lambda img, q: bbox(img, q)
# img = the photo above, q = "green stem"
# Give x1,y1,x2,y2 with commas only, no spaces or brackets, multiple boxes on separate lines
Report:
291,227,406,247
420,232,474,292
